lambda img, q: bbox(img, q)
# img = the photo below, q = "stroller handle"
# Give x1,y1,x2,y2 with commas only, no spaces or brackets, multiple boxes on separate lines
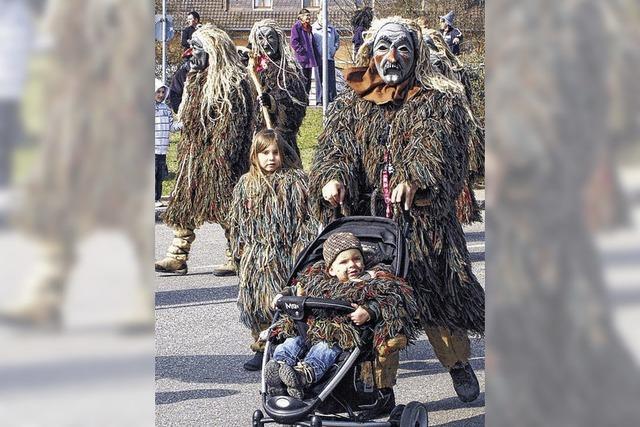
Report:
275,296,355,314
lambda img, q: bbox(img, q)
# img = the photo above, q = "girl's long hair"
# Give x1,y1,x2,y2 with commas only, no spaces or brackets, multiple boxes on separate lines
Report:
246,129,300,195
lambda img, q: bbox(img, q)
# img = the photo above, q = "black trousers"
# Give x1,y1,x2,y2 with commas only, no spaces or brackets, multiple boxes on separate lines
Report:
302,67,313,94
155,154,167,201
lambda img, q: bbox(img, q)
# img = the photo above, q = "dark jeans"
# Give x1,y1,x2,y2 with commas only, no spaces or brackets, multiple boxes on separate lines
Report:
302,67,313,94
155,154,168,201
314,60,337,105
0,101,21,187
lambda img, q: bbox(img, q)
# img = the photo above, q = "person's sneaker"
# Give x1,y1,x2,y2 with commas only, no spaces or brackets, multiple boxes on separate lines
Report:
449,361,480,402
264,360,283,387
243,351,264,371
358,387,396,420
155,257,188,275
279,362,314,400
212,259,237,277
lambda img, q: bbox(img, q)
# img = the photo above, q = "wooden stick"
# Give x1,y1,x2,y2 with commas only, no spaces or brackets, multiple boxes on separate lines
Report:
247,55,274,129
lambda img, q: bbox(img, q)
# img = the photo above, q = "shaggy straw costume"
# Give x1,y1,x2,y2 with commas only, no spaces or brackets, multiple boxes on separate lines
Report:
230,169,317,343
271,262,420,350
165,26,253,230
248,20,308,157
310,18,485,341
425,28,484,224
157,25,254,274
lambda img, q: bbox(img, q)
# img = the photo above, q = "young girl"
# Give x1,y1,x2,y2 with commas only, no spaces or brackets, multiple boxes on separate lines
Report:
230,129,318,371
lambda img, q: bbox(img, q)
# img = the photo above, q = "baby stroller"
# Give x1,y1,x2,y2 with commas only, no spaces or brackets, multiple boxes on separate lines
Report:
252,215,429,427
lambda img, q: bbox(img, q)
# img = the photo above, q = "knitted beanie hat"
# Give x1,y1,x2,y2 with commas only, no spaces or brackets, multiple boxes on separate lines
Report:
323,232,363,266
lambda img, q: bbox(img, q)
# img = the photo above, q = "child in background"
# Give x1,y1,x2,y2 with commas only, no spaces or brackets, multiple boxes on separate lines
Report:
265,232,419,400
230,129,318,371
154,79,181,207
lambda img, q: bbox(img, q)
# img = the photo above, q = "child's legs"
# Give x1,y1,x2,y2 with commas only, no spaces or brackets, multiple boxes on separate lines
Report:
155,154,166,201
304,341,342,381
273,336,306,366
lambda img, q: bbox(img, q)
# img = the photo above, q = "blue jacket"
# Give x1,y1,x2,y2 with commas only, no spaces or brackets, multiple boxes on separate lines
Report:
312,21,340,62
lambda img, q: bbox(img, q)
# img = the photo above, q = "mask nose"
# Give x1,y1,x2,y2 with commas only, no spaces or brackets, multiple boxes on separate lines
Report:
388,47,399,62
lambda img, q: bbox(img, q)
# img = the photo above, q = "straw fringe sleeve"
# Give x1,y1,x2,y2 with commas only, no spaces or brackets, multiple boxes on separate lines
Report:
271,262,420,350
230,169,318,331
255,66,308,156
308,93,365,224
163,70,254,230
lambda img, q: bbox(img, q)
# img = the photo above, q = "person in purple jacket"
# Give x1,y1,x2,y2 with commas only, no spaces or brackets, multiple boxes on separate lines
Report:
290,8,317,94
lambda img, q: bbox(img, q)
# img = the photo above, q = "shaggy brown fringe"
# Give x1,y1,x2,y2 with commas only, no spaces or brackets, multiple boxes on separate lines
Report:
164,69,254,229
309,87,485,335
271,262,420,350
425,28,485,224
230,169,318,332
248,20,308,157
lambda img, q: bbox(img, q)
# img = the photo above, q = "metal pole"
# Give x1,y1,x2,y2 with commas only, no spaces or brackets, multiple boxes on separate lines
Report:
322,0,329,115
162,0,167,83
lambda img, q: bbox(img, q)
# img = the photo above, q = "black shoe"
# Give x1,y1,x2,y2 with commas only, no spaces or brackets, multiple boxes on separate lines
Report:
243,352,264,371
359,388,396,420
264,360,283,387
449,361,480,402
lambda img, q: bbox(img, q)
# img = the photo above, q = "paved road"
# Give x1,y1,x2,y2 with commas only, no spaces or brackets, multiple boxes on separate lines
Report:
155,191,486,427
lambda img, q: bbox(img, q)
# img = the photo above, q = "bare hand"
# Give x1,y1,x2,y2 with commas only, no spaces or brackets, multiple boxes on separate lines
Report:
453,37,460,45
349,304,371,326
391,182,418,210
322,180,345,207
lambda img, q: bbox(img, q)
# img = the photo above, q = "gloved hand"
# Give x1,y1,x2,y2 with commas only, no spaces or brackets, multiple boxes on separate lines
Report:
258,93,273,110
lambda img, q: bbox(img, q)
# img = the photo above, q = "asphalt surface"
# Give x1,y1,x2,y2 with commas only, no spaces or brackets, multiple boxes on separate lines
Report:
155,191,486,427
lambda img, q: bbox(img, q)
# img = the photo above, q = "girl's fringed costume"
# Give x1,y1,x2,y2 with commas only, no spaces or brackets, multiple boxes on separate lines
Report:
309,19,485,336
230,169,318,333
163,68,254,230
271,262,420,350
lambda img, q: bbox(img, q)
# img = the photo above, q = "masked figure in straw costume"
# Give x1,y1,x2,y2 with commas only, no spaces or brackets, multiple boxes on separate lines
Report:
244,19,308,160
423,27,485,224
155,24,254,276
309,17,485,410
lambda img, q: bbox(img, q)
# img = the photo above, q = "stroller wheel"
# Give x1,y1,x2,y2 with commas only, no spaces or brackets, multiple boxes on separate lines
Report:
252,409,264,427
399,402,428,427
388,404,406,426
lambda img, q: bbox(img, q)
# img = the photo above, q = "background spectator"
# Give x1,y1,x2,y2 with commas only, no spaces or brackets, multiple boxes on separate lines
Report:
290,8,317,94
350,6,373,57
440,11,463,55
168,48,192,113
312,11,340,104
181,11,200,51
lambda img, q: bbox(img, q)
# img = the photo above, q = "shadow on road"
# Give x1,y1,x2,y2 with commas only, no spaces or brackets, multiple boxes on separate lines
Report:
398,339,485,379
427,393,485,412
469,251,485,262
156,355,261,385
432,414,484,426
155,388,240,405
465,231,485,243
156,285,238,307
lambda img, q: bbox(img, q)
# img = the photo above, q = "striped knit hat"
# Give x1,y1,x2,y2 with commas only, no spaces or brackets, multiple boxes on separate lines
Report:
323,232,363,266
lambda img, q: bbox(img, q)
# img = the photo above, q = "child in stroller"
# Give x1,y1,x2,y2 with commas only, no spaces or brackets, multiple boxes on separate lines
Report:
253,216,429,427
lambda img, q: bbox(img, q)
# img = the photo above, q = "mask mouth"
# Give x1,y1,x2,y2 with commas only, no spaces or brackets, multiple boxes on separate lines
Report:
383,61,402,73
